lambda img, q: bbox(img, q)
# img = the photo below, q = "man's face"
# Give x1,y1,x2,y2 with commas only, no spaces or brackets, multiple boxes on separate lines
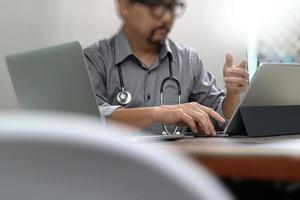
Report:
120,0,184,45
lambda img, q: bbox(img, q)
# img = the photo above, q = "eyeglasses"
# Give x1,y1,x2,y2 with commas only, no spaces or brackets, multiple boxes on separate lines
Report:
133,0,186,19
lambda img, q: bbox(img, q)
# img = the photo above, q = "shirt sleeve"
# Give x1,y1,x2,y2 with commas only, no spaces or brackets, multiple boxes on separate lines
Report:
84,50,121,120
188,51,228,129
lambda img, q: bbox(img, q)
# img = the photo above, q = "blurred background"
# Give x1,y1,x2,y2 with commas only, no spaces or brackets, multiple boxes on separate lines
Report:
0,0,299,110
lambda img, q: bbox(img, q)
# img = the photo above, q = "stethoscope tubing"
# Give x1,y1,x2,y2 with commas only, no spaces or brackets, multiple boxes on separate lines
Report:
116,54,181,135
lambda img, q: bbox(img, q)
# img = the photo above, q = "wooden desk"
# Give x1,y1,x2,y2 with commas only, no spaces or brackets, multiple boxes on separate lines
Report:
168,135,300,181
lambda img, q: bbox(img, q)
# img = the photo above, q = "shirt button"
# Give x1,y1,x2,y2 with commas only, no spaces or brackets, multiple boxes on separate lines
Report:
147,71,151,75
147,94,151,100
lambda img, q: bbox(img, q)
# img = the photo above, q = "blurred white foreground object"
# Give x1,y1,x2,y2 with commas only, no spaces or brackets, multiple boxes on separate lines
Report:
0,112,233,200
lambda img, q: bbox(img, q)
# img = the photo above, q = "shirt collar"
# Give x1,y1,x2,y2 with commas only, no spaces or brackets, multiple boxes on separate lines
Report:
159,39,174,61
114,31,175,65
114,31,133,65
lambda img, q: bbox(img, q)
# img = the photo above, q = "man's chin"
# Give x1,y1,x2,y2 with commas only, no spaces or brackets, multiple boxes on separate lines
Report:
147,36,167,45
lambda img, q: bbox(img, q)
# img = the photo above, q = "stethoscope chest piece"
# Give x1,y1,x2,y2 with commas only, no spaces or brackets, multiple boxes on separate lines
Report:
117,89,132,106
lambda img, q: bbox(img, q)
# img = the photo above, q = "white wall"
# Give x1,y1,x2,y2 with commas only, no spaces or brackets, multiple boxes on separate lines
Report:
0,0,246,110
171,0,247,90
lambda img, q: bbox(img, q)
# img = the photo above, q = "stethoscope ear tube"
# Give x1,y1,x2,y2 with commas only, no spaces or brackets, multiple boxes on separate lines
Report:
160,77,181,95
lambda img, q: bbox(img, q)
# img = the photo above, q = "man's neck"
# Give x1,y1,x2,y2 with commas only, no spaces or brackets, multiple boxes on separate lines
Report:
122,27,161,68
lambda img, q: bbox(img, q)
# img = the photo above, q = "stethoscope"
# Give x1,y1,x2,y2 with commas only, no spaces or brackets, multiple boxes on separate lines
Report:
116,54,182,135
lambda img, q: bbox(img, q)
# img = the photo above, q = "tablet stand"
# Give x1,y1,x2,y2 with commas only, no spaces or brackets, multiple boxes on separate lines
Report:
227,105,300,137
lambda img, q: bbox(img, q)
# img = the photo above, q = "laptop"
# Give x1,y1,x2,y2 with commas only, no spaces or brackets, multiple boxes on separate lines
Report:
143,63,300,140
6,41,100,117
219,63,300,137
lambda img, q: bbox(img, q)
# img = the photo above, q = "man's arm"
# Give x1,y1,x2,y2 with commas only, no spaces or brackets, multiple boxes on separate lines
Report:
223,53,249,118
109,103,225,135
84,48,123,120
222,94,240,118
84,45,225,135
109,107,157,129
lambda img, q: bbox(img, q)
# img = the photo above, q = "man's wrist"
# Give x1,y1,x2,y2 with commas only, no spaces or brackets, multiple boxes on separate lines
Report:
150,106,161,124
225,93,240,101
223,94,241,119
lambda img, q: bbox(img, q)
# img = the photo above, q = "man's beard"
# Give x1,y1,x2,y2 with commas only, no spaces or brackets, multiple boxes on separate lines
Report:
146,25,171,45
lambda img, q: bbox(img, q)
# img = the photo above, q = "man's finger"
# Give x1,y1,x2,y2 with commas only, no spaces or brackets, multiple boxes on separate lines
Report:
186,103,217,135
179,113,197,133
225,85,247,93
236,58,248,69
197,104,225,124
199,116,210,135
225,68,249,78
198,111,215,135
225,52,234,67
183,107,211,134
195,122,204,133
206,116,216,135
225,82,244,88
224,77,248,85
196,109,216,135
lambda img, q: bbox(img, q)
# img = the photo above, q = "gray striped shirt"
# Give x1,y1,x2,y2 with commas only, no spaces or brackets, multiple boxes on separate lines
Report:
84,31,226,134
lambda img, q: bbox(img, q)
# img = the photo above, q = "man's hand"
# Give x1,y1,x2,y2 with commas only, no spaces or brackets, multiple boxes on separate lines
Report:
223,52,249,97
153,102,225,136
222,52,249,118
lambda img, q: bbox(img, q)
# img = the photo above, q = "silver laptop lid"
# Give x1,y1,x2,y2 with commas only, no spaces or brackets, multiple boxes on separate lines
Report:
241,63,300,107
224,63,300,133
6,41,100,117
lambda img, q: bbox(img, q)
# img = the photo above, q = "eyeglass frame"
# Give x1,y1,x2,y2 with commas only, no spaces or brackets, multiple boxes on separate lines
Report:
132,0,186,19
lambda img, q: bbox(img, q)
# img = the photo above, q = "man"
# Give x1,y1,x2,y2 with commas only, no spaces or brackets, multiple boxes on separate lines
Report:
84,0,249,135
